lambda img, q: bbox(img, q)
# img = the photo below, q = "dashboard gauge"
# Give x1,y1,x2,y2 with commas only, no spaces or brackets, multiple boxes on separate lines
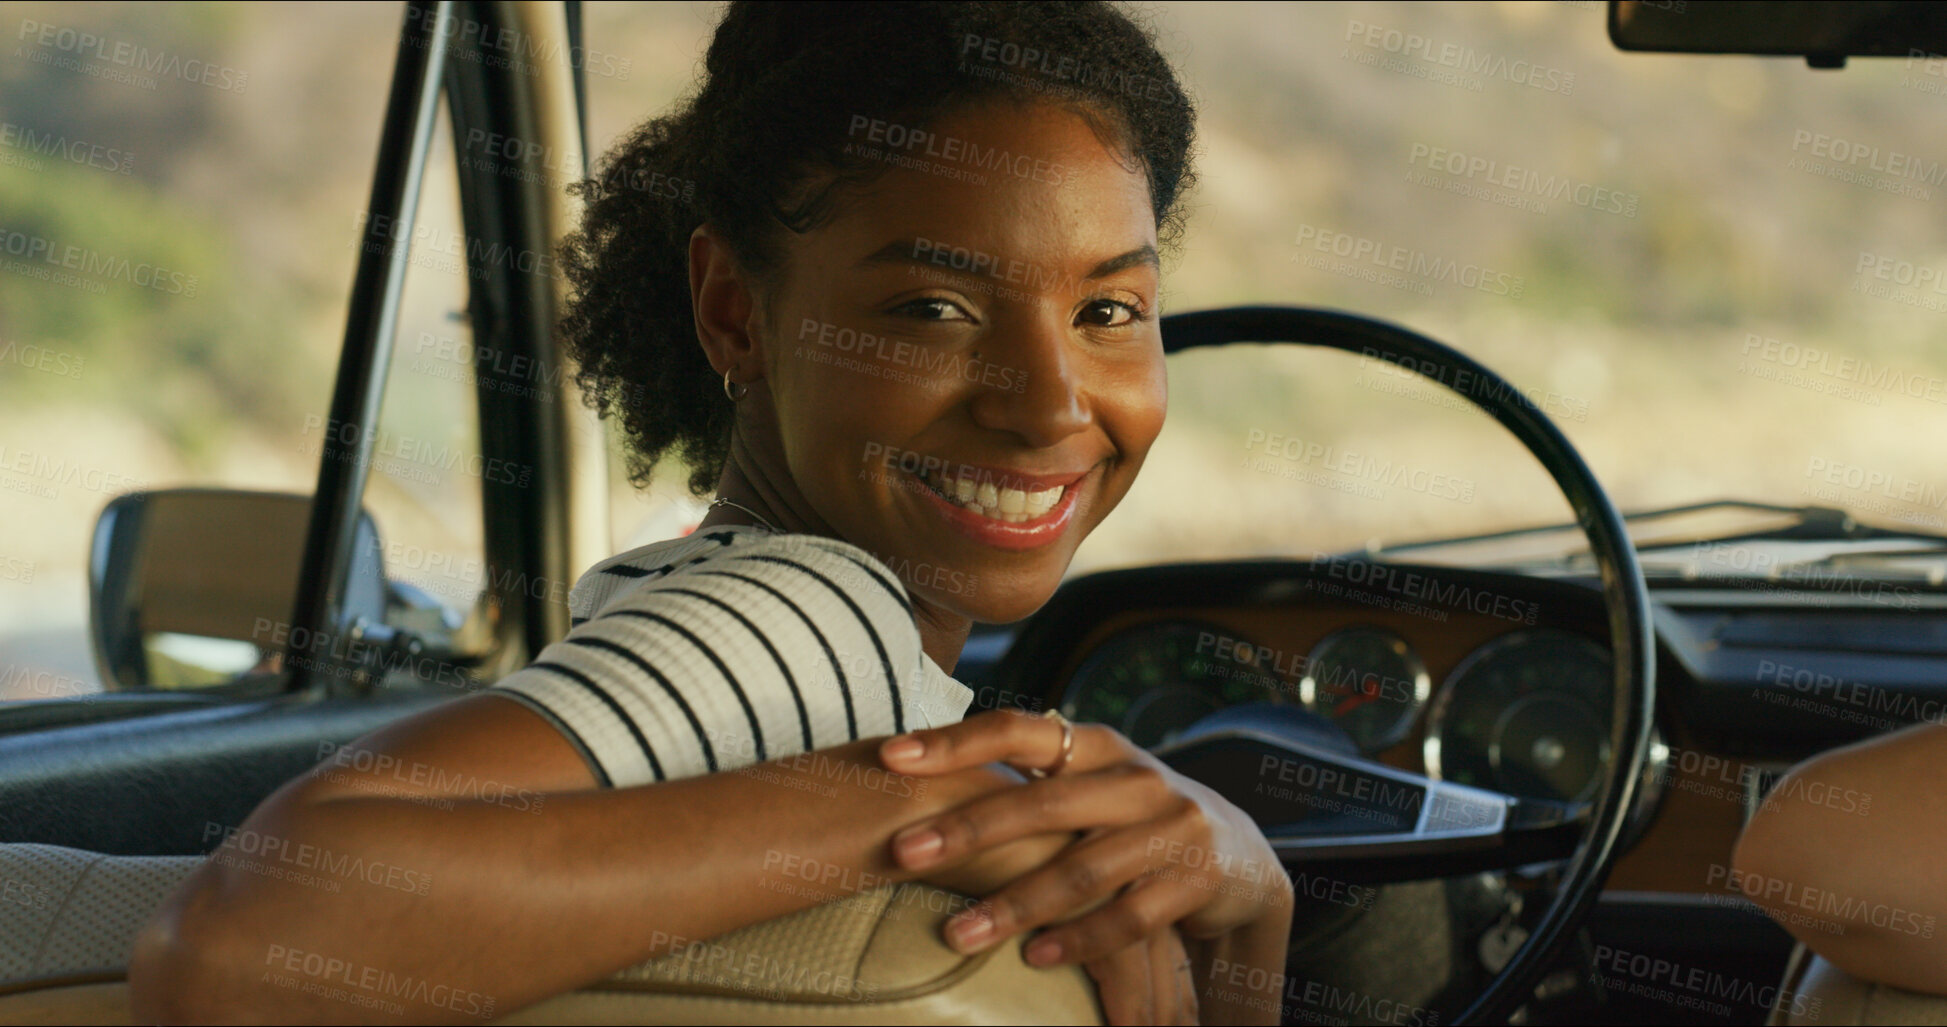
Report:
1061,621,1289,750
1298,626,1429,752
1425,630,1613,804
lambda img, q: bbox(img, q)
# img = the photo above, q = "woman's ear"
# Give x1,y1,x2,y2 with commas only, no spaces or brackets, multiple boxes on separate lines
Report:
689,224,764,381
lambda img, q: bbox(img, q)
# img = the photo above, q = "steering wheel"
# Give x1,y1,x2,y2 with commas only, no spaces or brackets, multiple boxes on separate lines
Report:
993,306,1656,1025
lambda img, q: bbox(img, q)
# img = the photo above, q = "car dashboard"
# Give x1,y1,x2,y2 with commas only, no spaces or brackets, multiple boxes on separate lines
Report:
967,556,1947,897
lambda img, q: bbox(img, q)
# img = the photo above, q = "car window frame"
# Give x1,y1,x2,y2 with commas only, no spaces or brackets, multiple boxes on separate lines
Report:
0,1,604,734
286,0,604,700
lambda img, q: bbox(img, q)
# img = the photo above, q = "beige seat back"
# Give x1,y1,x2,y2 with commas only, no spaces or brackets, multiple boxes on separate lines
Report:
1768,942,1947,1026
0,844,1103,1025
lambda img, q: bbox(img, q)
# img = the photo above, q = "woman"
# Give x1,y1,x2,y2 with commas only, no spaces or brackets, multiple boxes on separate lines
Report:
130,2,1294,1023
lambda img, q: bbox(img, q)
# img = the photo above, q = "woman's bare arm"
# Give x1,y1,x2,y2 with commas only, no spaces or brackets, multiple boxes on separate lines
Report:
1732,721,1947,994
128,692,1065,1025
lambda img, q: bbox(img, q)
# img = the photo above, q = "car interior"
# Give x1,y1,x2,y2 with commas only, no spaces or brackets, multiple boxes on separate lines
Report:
2,1,1944,1024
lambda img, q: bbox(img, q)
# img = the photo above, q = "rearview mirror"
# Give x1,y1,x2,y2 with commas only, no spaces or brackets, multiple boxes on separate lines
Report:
1610,0,1947,65
88,489,388,691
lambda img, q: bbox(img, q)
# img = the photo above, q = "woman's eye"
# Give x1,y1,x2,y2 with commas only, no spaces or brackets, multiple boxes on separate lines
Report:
1078,298,1143,328
891,297,970,322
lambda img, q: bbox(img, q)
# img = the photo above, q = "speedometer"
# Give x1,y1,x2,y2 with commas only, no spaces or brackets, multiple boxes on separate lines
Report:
1061,621,1288,749
1298,626,1429,752
1425,629,1613,803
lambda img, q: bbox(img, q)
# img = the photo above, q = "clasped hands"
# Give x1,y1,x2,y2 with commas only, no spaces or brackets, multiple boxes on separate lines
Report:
878,709,1294,1025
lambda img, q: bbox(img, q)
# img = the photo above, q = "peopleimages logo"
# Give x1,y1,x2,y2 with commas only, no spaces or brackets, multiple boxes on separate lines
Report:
1855,250,1947,293
262,944,494,1019
1737,332,1947,407
351,211,558,282
1241,428,1477,503
0,339,86,380
0,121,133,174
403,4,630,81
299,414,533,489
1357,346,1589,422
1406,143,1638,217
1343,19,1577,95
1307,554,1541,625
1802,457,1947,509
14,18,250,92
846,116,1066,185
1708,863,1937,939
0,227,198,296
1590,944,1820,1020
1905,48,1947,96
0,443,147,498
797,316,1028,394
1206,959,1441,1026
1291,225,1524,297
203,822,432,896
1790,130,1947,187
1693,538,1923,608
957,34,1177,104
1754,657,1947,731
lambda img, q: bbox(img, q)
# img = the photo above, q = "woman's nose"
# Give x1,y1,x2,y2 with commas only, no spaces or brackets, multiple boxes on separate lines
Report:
965,310,1091,449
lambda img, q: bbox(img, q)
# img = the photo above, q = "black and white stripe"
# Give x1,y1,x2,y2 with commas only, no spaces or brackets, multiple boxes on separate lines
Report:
492,527,973,788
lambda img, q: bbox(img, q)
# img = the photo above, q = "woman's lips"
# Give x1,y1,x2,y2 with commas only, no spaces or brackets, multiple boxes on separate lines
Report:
906,464,1088,550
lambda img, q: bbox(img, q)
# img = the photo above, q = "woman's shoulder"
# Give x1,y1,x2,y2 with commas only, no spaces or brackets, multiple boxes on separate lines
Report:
496,526,966,786
569,526,913,627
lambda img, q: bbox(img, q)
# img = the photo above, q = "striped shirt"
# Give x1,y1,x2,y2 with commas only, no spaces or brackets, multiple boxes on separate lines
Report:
492,525,974,788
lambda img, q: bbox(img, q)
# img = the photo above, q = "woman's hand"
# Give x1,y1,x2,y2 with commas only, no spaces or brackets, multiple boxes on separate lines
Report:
878,710,1294,967
1085,924,1201,1026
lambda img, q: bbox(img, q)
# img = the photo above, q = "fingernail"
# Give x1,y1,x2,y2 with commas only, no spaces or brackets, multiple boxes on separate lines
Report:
882,735,924,762
1024,936,1062,966
893,826,943,867
947,910,995,951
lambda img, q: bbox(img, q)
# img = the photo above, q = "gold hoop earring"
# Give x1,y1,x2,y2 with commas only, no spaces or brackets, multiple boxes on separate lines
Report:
723,369,748,402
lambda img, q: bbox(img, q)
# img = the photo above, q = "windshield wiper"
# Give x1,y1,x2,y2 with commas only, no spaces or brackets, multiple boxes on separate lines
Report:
1737,539,1947,586
1366,499,1947,572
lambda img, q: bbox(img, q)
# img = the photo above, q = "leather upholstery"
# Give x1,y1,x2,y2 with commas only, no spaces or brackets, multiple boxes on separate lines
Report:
1768,943,1947,1026
0,693,450,855
500,884,1103,1025
0,982,131,1025
0,844,1103,1025
0,845,201,986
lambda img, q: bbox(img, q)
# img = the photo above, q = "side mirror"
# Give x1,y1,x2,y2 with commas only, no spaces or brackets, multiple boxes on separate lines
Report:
87,489,389,691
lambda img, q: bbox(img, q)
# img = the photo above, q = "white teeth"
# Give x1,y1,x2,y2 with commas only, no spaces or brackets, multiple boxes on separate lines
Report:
919,470,1066,523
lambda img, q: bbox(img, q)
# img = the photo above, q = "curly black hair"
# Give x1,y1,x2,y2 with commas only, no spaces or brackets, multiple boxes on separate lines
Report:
558,1,1199,495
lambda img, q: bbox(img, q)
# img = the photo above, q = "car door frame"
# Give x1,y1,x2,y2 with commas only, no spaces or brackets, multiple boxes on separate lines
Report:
0,0,604,856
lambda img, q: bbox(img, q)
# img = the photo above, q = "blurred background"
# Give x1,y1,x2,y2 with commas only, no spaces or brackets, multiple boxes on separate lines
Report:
3,0,1944,697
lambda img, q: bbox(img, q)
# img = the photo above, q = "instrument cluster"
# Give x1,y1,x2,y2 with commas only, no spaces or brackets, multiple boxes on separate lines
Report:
1061,618,1621,804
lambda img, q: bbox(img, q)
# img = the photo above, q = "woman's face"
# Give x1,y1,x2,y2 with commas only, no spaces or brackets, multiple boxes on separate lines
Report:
757,98,1168,625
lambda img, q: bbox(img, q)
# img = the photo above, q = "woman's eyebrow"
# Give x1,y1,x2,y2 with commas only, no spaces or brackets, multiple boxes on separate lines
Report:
856,238,1160,280
1085,244,1160,279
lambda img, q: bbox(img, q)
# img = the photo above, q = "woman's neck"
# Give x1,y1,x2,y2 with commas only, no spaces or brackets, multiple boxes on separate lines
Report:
701,438,973,673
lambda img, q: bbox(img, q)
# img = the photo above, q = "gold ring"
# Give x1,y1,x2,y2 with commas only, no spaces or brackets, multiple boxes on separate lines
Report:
1028,709,1074,779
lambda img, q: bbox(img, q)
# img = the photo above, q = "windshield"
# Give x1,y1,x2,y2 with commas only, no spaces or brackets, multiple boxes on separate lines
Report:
1057,1,1947,577
6,2,1944,707
570,3,1947,576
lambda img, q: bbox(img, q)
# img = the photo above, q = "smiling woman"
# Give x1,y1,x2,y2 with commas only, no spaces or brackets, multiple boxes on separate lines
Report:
679,90,1170,644
128,3,1293,1025
558,0,1188,645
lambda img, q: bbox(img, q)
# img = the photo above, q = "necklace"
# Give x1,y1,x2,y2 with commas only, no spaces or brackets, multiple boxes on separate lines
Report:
707,497,782,533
